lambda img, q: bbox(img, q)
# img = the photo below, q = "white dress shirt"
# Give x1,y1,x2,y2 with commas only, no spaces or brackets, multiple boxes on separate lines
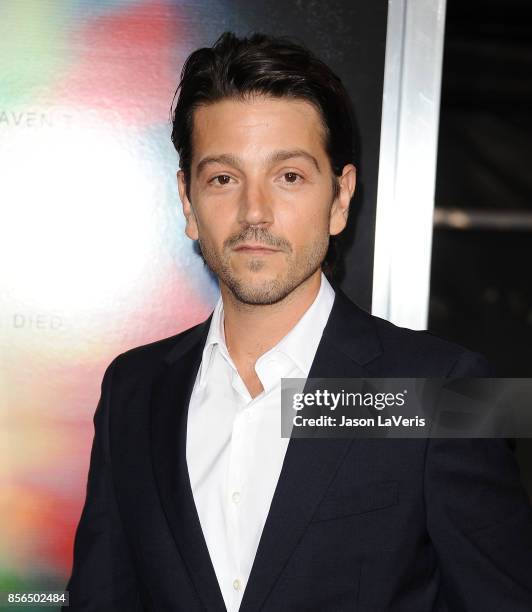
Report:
186,273,335,612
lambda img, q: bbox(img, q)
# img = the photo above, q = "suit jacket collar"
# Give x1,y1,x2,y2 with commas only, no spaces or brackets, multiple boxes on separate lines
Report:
164,286,383,369
321,286,382,367
150,287,382,611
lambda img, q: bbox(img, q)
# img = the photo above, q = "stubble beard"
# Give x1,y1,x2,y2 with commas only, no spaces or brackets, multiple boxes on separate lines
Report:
197,228,329,306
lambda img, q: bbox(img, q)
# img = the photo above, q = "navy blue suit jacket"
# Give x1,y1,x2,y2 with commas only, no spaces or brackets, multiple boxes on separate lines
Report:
64,288,532,611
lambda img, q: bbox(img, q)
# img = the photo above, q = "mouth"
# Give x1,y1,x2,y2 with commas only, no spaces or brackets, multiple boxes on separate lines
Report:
233,244,281,254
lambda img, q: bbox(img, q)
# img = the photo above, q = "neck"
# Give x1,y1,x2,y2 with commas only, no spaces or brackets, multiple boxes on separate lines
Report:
221,270,322,364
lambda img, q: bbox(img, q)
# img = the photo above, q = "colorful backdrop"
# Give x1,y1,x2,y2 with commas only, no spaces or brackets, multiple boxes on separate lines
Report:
0,0,224,603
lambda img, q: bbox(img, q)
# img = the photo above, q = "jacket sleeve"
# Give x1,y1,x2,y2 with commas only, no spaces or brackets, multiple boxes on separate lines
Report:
424,350,532,611
63,357,143,611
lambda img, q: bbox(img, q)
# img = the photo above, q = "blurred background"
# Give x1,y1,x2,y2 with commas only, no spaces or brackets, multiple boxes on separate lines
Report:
0,0,530,606
429,0,532,498
431,0,532,377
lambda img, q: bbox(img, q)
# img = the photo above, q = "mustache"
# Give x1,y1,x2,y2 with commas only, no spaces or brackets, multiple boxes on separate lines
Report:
224,227,292,252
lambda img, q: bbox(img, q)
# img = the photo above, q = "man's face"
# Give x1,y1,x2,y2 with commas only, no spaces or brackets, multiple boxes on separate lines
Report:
177,95,356,305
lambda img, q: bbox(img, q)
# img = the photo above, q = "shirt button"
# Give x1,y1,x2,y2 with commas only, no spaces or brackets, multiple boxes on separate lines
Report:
233,578,241,591
246,409,254,422
231,491,241,504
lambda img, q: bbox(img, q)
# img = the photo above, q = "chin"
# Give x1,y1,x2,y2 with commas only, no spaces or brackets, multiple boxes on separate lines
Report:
227,276,289,306
228,270,310,306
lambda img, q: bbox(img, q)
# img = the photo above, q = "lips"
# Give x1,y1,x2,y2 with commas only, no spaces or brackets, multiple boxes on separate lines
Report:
234,244,280,253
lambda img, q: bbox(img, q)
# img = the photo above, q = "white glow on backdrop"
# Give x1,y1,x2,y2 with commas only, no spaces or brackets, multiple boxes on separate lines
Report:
0,120,161,315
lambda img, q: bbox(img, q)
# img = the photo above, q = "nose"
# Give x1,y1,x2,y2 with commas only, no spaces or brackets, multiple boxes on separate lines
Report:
237,179,273,229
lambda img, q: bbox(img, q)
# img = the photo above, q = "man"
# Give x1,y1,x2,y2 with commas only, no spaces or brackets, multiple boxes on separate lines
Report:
64,32,532,611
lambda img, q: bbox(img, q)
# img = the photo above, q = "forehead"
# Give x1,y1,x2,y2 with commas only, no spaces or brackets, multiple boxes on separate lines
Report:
190,96,327,161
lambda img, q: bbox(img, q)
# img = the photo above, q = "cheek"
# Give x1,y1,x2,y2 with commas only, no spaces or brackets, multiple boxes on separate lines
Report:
279,203,330,245
195,208,230,244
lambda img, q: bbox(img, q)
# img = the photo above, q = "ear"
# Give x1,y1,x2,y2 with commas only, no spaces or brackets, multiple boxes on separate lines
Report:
177,170,199,240
329,164,356,236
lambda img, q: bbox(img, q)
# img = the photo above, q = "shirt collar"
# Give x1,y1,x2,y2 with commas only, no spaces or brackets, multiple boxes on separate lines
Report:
197,295,227,388
268,272,335,376
197,272,335,387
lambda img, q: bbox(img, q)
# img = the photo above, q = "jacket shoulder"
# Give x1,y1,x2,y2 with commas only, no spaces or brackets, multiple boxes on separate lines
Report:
111,318,210,378
373,311,462,355
331,290,490,376
370,312,491,375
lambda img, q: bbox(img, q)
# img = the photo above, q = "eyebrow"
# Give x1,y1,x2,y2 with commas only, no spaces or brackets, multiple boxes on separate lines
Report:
195,148,321,176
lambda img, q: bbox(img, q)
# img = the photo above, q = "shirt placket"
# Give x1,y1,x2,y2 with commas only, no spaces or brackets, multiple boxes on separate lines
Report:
225,371,252,610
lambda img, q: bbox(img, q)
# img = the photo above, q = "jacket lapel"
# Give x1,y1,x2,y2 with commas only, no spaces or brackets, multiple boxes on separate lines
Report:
239,289,383,612
150,317,228,612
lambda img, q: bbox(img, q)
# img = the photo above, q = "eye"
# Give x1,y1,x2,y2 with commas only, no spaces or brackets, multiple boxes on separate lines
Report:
208,174,233,186
282,172,303,184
